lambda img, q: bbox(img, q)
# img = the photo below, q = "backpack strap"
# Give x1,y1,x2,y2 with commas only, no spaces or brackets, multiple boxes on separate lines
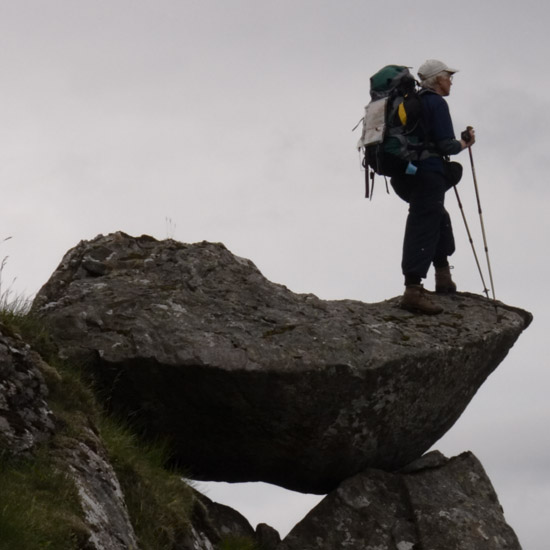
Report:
363,148,374,199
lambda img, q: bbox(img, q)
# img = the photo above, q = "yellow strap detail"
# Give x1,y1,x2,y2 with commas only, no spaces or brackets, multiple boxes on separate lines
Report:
398,103,407,125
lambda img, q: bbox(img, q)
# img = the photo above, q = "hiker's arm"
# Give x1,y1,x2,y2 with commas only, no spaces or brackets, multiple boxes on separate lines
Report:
435,128,475,155
434,138,462,155
428,97,474,155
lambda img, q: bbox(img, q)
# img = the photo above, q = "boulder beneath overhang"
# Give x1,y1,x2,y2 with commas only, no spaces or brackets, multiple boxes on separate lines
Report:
33,232,532,493
279,451,522,550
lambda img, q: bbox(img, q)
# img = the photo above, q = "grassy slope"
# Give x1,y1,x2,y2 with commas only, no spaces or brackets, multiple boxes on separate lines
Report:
0,307,195,550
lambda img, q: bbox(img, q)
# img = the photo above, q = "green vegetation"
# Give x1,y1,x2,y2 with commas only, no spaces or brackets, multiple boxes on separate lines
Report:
0,282,195,549
99,416,193,549
218,536,260,550
0,449,89,550
0,242,30,316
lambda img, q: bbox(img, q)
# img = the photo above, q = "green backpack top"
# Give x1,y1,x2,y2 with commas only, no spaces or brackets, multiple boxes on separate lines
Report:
356,65,428,197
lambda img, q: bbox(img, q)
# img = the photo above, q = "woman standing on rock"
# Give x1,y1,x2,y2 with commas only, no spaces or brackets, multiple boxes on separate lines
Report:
390,59,475,315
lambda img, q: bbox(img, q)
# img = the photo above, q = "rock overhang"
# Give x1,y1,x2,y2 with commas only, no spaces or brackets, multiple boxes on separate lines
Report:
32,232,532,493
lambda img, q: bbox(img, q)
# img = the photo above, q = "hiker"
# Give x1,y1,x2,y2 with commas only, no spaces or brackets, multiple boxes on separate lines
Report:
390,59,475,314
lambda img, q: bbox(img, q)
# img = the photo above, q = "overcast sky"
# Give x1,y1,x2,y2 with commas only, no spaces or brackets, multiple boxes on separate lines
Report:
1,1,548,547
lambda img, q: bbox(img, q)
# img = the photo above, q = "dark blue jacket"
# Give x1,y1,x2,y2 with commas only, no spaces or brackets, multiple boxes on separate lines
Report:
417,90,462,173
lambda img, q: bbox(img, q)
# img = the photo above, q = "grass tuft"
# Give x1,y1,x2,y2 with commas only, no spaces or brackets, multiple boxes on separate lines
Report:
0,449,90,550
99,415,194,550
0,242,31,318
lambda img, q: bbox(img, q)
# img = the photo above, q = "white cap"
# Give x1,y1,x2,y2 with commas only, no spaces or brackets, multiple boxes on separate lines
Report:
418,59,459,81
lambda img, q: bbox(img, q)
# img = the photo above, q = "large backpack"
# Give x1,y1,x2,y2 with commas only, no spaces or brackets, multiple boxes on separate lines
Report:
356,65,426,198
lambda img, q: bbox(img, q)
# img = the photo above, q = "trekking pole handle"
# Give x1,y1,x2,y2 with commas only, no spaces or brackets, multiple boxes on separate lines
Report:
461,125,474,143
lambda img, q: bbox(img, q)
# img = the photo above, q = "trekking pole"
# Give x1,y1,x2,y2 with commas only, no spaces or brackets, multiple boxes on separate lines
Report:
467,145,496,301
453,186,490,300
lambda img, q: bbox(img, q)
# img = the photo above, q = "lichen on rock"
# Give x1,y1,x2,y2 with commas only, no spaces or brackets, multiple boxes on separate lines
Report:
0,325,56,455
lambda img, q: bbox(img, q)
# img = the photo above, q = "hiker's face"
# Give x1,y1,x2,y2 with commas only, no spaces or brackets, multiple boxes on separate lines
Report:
436,72,453,96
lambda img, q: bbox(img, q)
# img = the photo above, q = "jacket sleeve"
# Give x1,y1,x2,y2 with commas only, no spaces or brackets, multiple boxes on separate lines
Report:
435,137,462,156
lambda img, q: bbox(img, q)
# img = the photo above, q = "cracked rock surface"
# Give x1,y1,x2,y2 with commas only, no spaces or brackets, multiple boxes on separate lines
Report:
33,232,532,493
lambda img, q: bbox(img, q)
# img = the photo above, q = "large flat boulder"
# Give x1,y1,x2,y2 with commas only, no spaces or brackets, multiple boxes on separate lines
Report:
279,451,522,549
33,232,531,493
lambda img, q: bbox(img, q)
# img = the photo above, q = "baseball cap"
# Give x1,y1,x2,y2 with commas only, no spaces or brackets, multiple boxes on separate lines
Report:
418,59,459,81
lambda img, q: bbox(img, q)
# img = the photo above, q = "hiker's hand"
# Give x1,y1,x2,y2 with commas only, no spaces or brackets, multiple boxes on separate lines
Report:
460,126,476,149
460,126,475,148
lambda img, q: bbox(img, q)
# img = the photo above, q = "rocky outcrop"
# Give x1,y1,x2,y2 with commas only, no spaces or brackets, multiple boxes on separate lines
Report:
61,426,140,550
279,451,522,550
0,321,269,550
256,523,282,549
0,324,55,455
0,232,530,548
189,490,258,548
33,232,532,494
0,323,139,549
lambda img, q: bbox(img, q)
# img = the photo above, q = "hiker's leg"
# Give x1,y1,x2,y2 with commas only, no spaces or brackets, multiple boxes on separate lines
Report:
434,160,459,266
390,174,413,203
401,170,447,280
432,208,457,292
433,208,455,264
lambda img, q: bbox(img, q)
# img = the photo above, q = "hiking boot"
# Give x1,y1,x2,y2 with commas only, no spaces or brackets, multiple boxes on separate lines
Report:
435,265,457,294
401,284,443,315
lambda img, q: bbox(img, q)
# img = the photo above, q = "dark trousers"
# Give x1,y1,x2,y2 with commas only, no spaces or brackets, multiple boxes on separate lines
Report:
391,168,458,280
